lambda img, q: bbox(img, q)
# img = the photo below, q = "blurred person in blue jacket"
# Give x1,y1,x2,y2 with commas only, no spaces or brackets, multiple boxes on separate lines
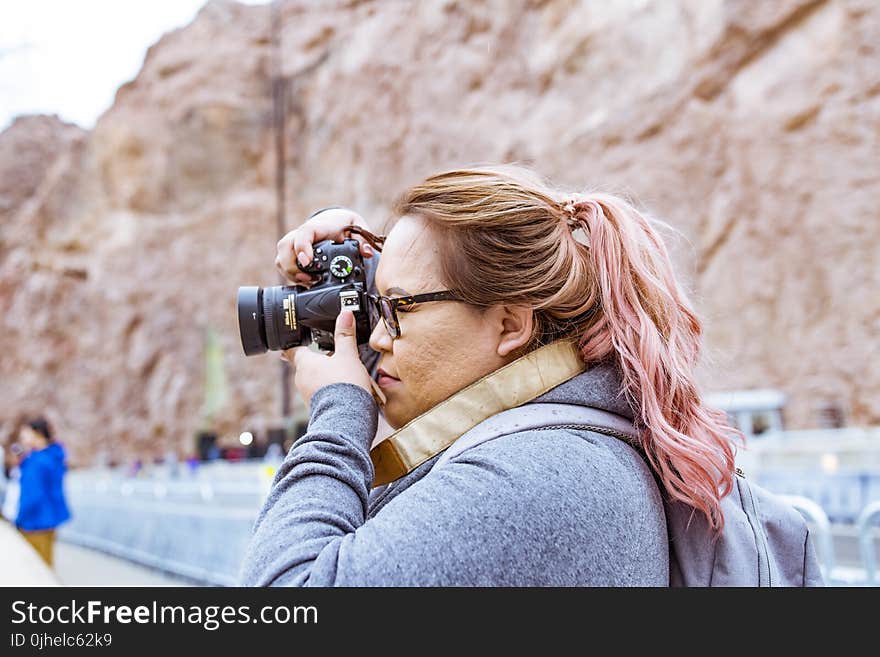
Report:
16,417,71,567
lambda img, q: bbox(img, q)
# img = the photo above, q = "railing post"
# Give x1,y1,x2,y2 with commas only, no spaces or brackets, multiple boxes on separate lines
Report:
856,501,880,586
779,495,835,582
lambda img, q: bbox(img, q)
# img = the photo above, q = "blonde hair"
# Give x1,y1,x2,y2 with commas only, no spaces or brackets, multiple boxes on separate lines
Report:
391,164,743,533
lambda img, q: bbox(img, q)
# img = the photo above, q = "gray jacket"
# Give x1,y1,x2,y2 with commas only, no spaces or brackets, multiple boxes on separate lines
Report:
238,360,669,586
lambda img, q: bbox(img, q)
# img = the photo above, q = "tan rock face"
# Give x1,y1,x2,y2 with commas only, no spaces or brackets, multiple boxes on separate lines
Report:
1,0,877,464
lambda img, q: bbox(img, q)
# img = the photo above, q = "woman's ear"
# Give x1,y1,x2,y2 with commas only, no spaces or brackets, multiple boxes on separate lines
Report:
494,304,534,358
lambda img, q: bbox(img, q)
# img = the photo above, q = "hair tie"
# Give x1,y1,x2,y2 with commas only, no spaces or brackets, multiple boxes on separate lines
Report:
559,194,591,246
560,194,588,225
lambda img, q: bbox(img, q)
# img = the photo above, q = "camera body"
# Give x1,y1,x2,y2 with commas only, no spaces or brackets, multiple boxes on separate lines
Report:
237,237,373,354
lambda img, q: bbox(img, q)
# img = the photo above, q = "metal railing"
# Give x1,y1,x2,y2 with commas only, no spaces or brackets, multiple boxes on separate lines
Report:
857,501,880,585
779,494,835,581
58,470,270,586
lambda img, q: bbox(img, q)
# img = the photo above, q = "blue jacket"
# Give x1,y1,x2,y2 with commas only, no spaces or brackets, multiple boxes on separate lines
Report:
16,443,72,532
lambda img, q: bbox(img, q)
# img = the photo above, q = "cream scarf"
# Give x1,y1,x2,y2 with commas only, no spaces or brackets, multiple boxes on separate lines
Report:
369,339,586,487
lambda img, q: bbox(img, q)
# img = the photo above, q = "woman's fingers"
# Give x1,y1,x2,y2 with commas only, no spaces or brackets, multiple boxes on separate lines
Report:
275,234,298,278
293,273,318,287
275,252,299,282
275,208,374,284
292,224,317,268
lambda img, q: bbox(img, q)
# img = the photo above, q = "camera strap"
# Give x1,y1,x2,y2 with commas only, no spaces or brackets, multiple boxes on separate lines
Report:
369,338,587,487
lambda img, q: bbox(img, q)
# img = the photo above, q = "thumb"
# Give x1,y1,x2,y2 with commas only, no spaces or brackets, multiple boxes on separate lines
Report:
333,310,358,355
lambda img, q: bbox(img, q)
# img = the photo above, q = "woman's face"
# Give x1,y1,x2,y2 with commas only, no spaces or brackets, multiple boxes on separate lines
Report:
18,426,45,451
368,215,530,429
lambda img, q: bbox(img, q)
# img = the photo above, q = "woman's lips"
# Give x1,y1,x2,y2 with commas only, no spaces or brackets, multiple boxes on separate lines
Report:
378,375,400,388
377,369,400,388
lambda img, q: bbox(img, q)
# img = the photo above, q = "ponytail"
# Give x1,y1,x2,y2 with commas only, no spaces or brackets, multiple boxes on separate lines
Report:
566,193,742,534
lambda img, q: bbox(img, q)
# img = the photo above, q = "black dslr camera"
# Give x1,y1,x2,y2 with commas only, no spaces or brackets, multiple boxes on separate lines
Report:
237,237,373,354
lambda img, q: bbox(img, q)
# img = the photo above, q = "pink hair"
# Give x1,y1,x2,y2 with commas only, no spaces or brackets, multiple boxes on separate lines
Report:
568,193,742,533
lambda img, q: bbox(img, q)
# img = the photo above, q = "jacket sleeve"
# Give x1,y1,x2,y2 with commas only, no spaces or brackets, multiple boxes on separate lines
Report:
238,382,557,586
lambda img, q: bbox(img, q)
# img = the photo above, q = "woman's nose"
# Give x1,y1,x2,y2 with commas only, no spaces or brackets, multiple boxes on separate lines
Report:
368,318,393,352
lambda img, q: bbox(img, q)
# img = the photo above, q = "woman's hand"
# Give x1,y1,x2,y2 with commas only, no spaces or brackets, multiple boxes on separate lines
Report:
283,310,374,407
276,207,375,287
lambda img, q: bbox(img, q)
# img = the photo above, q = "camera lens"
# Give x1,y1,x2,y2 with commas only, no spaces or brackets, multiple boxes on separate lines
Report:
237,286,268,355
237,285,311,355
261,285,291,352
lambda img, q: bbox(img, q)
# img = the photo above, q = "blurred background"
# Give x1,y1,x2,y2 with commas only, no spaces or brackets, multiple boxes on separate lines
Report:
0,0,877,586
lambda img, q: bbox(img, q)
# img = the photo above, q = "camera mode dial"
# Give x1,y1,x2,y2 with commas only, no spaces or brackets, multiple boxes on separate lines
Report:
329,255,354,279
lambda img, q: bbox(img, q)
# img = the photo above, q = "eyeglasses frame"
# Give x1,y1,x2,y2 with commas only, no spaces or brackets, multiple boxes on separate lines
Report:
367,290,462,339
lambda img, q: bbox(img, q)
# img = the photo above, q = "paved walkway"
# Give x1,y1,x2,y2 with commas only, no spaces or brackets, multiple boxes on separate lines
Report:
0,520,59,586
54,541,192,587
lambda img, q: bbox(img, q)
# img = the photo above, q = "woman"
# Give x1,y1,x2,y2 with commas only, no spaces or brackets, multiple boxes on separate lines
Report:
16,417,71,567
239,165,741,586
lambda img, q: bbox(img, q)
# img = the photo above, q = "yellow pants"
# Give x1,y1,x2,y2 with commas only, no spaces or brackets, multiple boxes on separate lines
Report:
19,529,56,567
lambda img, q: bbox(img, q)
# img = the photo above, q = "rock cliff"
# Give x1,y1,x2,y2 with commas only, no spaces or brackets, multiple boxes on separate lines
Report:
1,0,877,464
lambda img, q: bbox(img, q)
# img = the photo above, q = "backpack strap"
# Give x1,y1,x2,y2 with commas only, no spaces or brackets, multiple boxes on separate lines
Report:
430,403,640,471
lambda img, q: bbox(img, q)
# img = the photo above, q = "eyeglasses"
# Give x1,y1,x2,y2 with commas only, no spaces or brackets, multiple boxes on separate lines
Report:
367,290,462,339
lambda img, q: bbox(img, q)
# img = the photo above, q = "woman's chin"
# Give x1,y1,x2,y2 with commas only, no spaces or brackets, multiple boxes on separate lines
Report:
384,411,406,431
382,402,417,431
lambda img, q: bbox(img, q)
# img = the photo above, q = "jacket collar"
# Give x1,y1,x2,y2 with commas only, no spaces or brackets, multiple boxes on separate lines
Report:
531,357,634,421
